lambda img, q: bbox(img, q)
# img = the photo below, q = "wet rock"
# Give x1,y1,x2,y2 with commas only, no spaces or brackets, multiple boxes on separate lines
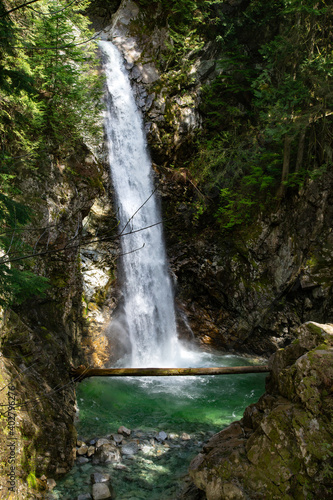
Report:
93,443,121,464
168,433,179,440
87,446,95,457
121,441,139,455
78,494,92,500
188,322,333,498
181,432,191,441
91,472,111,484
92,482,113,500
111,433,123,444
118,425,131,437
47,478,56,491
96,438,110,448
77,445,89,456
113,463,128,470
77,457,90,465
155,431,168,442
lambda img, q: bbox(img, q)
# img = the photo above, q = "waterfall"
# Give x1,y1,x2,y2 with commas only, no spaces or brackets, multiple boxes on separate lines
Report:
100,41,182,368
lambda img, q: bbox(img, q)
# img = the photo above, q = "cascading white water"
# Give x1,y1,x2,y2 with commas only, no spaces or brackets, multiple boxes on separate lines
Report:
100,41,185,368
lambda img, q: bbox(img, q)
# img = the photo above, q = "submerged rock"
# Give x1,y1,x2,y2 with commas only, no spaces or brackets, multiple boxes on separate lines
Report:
121,441,139,456
188,322,333,499
93,443,121,464
91,472,111,484
77,457,90,465
156,431,168,442
92,482,113,500
118,425,131,436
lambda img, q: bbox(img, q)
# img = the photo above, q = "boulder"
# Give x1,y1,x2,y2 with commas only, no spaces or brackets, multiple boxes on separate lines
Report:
91,472,111,484
188,322,333,499
121,441,139,455
118,425,131,437
93,443,121,464
92,483,113,500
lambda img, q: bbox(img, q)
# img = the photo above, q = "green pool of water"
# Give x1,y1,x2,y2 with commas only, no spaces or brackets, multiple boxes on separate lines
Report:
53,352,267,499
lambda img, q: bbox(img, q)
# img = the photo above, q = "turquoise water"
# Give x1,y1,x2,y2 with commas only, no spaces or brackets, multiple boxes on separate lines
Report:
54,352,266,499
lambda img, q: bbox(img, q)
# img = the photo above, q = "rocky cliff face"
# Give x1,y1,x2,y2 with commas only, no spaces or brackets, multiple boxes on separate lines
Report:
0,144,119,497
165,170,333,356
187,322,333,499
96,0,333,356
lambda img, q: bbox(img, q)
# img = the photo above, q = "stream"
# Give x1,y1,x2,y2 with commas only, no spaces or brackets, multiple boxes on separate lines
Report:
53,352,266,499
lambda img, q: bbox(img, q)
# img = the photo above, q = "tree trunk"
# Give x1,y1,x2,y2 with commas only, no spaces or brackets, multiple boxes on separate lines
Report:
71,365,270,381
278,135,292,198
295,130,306,173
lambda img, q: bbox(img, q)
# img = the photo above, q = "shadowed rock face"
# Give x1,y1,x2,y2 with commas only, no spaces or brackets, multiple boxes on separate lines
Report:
0,145,119,497
158,167,333,356
187,322,333,499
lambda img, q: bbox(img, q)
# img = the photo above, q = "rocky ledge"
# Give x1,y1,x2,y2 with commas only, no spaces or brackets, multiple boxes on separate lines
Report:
188,322,333,499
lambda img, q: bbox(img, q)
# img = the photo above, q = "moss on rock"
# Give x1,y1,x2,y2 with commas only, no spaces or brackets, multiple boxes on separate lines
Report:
188,322,333,499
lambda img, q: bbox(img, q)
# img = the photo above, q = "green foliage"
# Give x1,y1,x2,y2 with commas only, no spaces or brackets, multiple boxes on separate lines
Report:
0,0,103,306
26,471,38,489
187,0,333,230
28,0,104,148
0,265,49,308
0,193,49,307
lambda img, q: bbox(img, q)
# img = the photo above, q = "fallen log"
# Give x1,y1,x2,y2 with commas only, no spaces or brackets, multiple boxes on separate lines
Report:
70,365,270,381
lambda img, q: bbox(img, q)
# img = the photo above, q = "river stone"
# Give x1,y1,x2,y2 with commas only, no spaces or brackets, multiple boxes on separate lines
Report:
181,432,191,440
96,438,110,448
94,443,121,464
111,433,123,444
87,446,95,457
121,441,139,455
91,472,111,484
92,483,112,500
77,445,89,455
155,431,168,442
77,457,89,465
47,478,56,491
113,463,128,470
168,433,179,440
118,425,131,436
77,494,92,500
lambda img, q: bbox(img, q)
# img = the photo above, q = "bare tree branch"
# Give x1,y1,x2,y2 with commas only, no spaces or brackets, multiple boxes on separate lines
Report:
0,0,43,18
0,217,174,265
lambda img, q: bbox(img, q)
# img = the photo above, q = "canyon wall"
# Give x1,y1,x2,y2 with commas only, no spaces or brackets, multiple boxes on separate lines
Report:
99,0,333,356
1,1,332,497
0,145,119,497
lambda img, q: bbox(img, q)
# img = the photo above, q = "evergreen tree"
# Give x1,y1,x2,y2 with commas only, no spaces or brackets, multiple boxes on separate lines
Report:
0,0,103,307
